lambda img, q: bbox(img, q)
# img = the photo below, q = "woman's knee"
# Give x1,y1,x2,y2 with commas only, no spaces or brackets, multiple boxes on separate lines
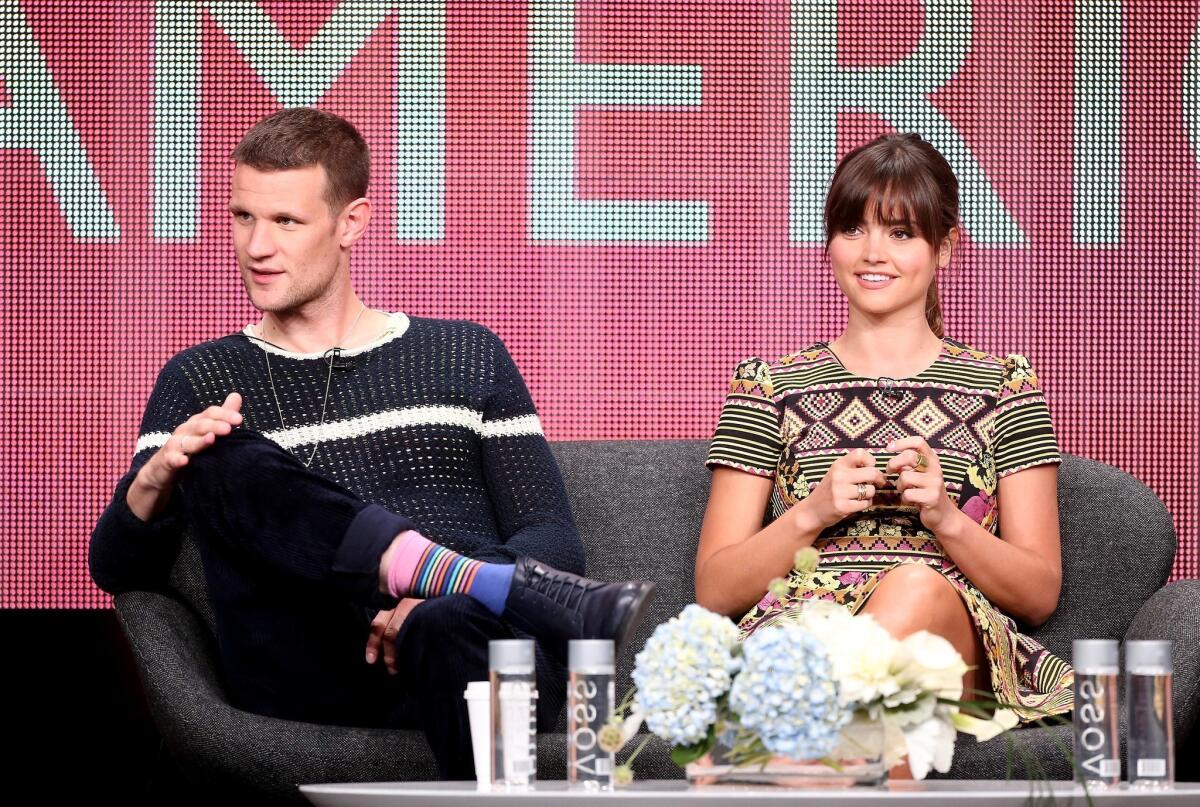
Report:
863,564,964,633
876,563,957,601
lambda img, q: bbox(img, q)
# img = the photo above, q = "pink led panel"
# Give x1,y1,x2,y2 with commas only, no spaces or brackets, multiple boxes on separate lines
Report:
2,1,1197,607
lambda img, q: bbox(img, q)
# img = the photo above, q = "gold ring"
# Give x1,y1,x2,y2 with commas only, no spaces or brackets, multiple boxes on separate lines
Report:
914,452,928,472
856,483,868,501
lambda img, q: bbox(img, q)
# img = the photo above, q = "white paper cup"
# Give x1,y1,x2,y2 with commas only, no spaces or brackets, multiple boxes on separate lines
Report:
463,680,492,787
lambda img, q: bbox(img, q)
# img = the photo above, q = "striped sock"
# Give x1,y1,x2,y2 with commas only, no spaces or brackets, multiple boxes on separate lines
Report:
386,530,514,616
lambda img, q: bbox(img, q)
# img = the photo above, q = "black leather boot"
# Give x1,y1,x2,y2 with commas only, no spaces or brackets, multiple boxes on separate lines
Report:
503,557,655,656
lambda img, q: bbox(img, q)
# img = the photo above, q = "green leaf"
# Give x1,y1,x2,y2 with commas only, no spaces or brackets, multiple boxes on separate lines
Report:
818,756,845,773
671,724,717,767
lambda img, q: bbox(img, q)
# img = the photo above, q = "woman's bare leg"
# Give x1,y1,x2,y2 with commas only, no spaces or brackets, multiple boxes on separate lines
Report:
861,563,988,780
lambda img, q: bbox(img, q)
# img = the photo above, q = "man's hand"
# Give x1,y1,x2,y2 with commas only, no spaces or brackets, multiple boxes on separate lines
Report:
366,598,424,674
127,392,244,521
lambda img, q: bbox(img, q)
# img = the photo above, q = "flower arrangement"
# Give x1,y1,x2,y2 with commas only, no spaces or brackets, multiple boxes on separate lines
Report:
603,549,1021,783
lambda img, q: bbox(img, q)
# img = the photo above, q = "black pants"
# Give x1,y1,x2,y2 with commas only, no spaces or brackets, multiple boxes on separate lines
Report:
176,429,564,779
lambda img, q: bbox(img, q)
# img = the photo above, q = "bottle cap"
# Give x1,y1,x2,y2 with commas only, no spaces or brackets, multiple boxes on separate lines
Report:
488,639,535,671
569,639,615,672
1073,639,1119,674
1126,640,1173,674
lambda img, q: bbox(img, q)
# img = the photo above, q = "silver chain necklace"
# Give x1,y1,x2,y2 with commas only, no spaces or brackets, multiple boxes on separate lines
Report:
259,304,367,468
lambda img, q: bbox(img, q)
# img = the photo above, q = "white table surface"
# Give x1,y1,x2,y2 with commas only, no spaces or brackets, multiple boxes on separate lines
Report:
300,780,1200,807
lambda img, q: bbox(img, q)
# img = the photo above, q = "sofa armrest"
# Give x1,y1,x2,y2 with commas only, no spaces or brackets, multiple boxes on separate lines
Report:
113,591,437,801
113,590,227,704
1123,579,1200,750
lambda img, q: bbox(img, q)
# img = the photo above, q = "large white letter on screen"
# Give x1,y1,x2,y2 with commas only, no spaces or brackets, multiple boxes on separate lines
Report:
791,0,1023,245
153,0,444,241
1074,0,1123,246
1186,19,1199,163
529,0,708,241
0,0,118,239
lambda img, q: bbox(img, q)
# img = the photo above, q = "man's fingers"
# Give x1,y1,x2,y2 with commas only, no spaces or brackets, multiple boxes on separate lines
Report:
365,611,391,664
195,417,233,436
223,391,243,413
197,408,241,428
383,599,423,674
383,607,410,674
383,617,400,674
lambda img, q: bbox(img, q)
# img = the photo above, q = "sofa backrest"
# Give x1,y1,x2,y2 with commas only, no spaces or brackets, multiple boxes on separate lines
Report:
168,442,1177,692
550,442,1177,684
550,440,710,688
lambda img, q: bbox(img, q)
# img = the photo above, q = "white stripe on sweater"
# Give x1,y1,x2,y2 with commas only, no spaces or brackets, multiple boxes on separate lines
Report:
134,407,543,455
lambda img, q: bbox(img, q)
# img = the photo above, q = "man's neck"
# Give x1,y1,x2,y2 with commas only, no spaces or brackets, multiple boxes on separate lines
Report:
259,297,371,354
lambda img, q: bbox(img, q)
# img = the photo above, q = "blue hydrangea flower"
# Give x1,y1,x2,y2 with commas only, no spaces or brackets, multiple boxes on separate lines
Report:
632,604,740,745
729,624,849,759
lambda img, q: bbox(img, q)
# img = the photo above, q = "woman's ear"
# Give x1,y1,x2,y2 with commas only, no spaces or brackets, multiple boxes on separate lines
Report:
938,227,959,268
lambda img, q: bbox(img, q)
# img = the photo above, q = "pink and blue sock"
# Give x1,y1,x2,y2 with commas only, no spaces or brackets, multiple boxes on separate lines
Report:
386,530,514,616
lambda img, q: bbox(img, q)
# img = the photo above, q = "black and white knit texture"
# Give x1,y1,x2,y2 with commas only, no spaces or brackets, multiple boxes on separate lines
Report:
91,315,583,595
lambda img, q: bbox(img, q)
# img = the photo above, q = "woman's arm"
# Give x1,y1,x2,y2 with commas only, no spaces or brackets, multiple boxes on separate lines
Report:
935,464,1062,625
695,468,816,618
890,435,1062,626
696,451,887,618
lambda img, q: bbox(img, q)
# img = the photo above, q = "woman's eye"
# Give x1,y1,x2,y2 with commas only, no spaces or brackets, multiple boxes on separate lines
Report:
891,229,911,240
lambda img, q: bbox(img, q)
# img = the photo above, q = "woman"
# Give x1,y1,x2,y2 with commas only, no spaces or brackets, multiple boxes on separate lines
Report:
696,134,1073,752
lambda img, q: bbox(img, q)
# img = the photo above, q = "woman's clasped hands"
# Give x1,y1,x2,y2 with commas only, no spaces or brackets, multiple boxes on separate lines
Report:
799,438,958,534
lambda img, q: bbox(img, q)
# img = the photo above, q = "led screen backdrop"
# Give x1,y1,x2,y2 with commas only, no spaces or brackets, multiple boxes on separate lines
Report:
2,1,1198,607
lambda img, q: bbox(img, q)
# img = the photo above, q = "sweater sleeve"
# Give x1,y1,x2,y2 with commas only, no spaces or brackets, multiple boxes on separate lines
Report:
473,329,584,574
89,360,201,595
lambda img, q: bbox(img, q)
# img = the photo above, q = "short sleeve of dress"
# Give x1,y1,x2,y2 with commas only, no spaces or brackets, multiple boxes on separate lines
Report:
706,357,783,477
994,354,1062,478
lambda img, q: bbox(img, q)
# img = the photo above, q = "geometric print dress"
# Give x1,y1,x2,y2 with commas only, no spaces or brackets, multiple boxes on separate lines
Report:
706,338,1074,721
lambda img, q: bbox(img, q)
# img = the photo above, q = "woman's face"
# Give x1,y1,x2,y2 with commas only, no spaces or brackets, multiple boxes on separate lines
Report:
827,211,951,323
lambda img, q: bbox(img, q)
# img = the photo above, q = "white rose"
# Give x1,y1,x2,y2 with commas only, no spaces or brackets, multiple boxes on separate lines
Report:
903,715,958,779
831,618,901,706
893,630,967,701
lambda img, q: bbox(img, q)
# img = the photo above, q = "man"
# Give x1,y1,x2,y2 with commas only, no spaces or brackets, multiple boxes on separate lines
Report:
90,107,653,779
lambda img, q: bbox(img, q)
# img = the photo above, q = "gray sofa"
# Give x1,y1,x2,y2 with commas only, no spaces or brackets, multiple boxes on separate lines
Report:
113,442,1200,802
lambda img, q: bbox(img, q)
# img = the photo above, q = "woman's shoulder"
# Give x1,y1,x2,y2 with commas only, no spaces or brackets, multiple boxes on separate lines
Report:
729,343,843,397
777,341,834,367
940,338,1045,388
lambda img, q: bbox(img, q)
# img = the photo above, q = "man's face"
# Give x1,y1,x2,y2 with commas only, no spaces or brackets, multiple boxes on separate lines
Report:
229,163,347,315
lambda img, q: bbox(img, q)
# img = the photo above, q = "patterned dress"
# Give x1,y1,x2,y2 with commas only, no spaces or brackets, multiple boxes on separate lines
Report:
706,338,1074,720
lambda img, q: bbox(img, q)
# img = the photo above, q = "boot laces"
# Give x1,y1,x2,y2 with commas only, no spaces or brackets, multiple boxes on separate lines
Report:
530,565,602,610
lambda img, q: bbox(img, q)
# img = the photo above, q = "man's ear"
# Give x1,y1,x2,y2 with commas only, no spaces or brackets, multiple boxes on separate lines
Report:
340,197,372,247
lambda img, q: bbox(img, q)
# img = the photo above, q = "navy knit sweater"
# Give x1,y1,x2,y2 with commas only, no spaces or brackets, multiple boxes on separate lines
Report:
91,313,583,601
91,312,583,595
90,315,582,722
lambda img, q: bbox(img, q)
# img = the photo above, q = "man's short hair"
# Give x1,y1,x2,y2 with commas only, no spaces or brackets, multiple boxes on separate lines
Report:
231,108,369,214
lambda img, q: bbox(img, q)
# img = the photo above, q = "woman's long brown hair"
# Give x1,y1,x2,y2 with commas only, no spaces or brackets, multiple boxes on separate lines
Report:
824,133,959,337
